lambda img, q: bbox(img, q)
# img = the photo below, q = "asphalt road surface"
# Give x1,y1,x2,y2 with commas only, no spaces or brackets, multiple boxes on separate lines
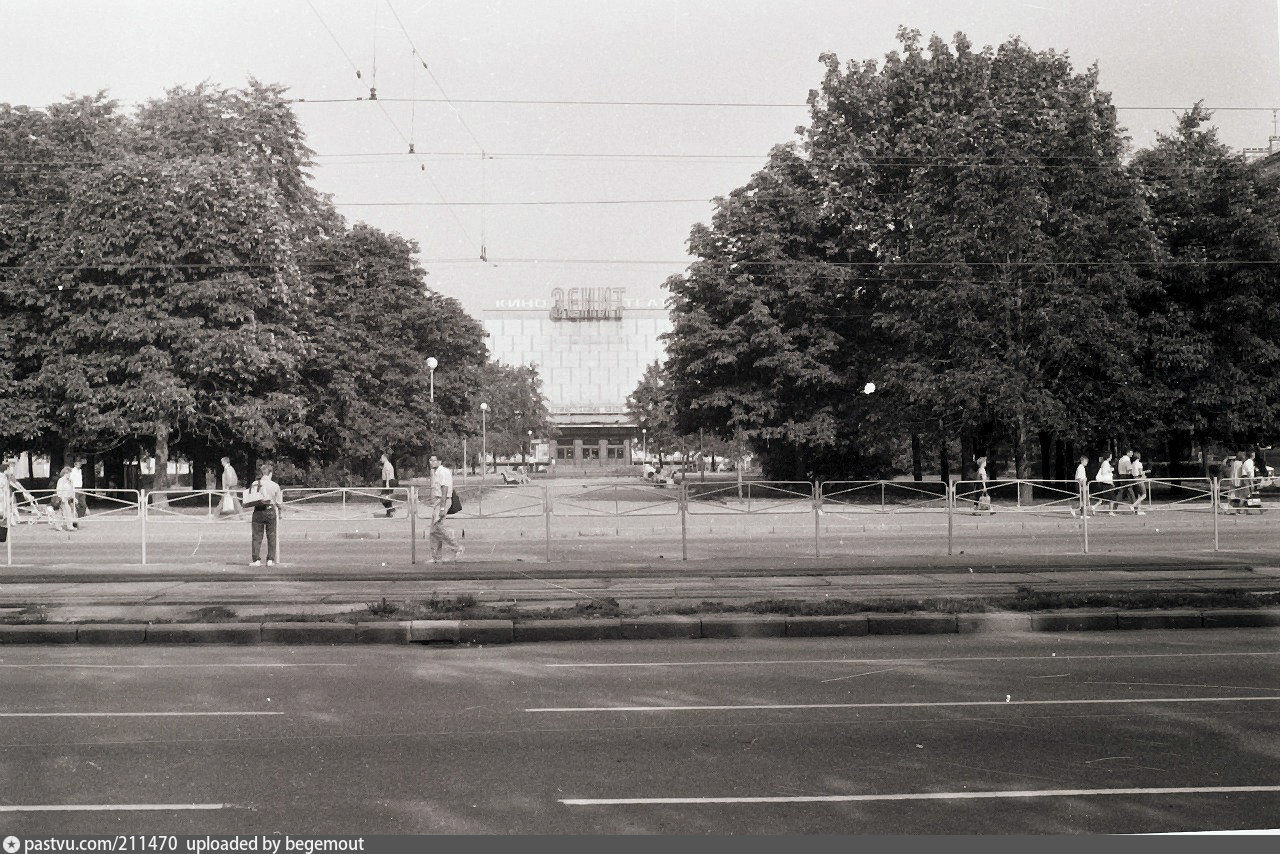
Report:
4,630,1280,834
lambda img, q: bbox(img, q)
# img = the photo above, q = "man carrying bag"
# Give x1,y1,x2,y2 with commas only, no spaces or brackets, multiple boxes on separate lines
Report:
244,463,284,567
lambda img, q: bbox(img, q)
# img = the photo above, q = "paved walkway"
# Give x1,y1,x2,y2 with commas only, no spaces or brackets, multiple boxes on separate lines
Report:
3,550,1279,622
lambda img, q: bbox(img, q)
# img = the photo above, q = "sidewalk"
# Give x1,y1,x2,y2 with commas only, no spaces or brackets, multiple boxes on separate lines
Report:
4,550,1279,624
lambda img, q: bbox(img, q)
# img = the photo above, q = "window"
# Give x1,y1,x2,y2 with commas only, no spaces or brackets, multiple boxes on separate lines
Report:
556,446,574,460
584,447,601,460
607,443,626,460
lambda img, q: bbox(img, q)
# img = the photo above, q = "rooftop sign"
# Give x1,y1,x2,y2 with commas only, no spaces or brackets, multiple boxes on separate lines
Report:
550,287,625,321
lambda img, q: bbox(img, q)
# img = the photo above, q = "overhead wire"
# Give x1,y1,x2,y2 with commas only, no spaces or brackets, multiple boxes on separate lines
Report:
296,0,480,255
301,0,366,82
288,96,1280,112
381,0,490,258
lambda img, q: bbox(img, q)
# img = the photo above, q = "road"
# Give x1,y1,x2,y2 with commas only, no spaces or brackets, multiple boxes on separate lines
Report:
4,630,1280,833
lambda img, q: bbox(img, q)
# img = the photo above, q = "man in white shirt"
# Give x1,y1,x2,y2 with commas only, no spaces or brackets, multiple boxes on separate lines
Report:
1115,449,1135,507
428,454,463,563
1242,451,1257,492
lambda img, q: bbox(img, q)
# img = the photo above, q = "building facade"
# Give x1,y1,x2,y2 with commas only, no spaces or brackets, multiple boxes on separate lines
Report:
482,287,670,466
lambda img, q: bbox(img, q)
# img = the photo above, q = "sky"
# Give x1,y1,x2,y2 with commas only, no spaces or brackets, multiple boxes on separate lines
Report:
6,0,1280,319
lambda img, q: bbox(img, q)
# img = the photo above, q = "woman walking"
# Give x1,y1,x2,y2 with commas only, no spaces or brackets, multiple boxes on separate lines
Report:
1092,453,1118,515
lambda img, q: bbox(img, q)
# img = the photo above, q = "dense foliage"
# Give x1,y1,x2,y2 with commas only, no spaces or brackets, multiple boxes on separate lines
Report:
0,83,540,486
659,29,1280,480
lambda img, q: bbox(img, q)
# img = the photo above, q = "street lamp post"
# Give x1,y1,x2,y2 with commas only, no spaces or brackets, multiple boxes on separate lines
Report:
426,356,438,403
527,430,533,471
642,428,648,465
480,402,489,483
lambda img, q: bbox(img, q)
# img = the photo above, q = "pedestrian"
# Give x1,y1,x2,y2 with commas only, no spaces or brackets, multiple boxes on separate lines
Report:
379,453,397,518
1242,450,1258,496
244,462,284,567
70,457,87,525
1225,450,1246,510
428,454,463,563
219,456,240,516
974,455,992,512
1092,452,1117,515
0,456,36,543
1070,454,1090,517
1116,448,1136,507
54,466,76,532
1130,450,1148,514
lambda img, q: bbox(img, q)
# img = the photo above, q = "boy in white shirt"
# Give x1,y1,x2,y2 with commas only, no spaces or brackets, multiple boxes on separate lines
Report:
1070,454,1089,517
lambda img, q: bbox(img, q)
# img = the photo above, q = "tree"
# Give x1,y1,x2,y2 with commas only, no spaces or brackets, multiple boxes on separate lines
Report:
3,83,332,491
298,223,489,477
20,152,313,492
664,145,894,480
626,361,678,466
665,29,1158,481
1129,105,1280,463
470,362,554,468
0,94,125,458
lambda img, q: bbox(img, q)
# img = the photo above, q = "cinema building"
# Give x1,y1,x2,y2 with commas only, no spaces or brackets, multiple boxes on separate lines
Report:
482,287,670,468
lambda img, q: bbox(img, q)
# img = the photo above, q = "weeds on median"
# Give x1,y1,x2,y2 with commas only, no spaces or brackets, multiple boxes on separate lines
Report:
10,588,1280,625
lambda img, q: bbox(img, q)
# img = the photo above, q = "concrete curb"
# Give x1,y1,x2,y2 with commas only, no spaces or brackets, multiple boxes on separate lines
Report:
621,616,703,639
515,618,621,643
459,619,514,644
261,622,357,644
868,613,957,635
786,615,870,637
700,614,786,638
145,623,261,644
5,608,1280,644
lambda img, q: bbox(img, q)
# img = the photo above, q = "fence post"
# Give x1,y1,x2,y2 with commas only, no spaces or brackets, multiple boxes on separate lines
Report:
409,487,417,565
814,482,822,558
880,481,885,512
5,501,12,567
946,480,954,556
140,489,148,566
1082,482,1089,555
544,486,552,563
1213,477,1219,552
680,484,688,561
276,497,284,566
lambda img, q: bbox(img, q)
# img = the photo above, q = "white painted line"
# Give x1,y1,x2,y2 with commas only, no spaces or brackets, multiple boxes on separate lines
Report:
0,712,283,717
561,785,1280,806
544,651,1280,669
528,696,1280,713
819,667,901,684
0,803,228,813
0,664,353,669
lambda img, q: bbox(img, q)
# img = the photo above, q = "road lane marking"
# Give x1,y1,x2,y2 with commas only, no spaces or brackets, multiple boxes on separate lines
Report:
528,696,1280,713
819,667,901,683
0,712,283,717
544,651,1280,668
560,785,1280,806
1083,681,1280,692
0,804,229,813
0,664,353,669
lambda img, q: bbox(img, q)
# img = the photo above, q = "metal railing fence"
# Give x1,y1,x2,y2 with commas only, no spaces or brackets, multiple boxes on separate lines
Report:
3,477,1271,567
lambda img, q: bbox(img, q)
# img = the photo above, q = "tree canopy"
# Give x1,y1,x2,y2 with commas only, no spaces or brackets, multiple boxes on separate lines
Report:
0,83,543,486
664,29,1269,480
